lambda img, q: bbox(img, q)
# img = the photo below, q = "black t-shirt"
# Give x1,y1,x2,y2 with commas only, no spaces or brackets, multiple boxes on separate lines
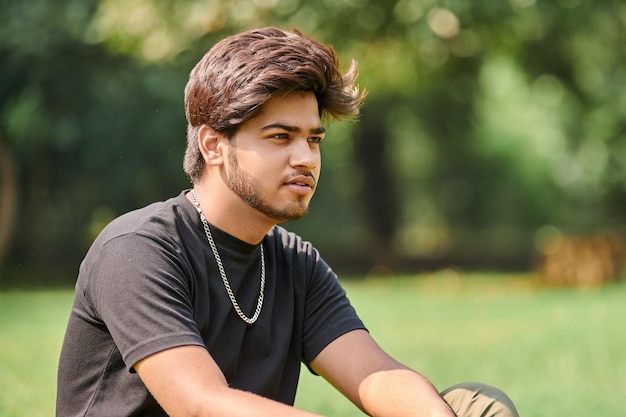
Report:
56,191,365,417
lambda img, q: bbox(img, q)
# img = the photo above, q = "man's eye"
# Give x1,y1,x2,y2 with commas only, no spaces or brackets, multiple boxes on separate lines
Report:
308,136,324,144
271,133,289,140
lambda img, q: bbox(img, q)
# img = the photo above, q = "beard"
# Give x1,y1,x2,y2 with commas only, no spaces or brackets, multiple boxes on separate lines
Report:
226,147,310,222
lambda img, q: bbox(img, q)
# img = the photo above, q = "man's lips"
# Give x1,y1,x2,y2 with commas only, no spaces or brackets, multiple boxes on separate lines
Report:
286,175,316,189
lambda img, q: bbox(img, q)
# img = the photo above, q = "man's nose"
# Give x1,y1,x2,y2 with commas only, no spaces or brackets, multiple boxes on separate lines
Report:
290,138,319,169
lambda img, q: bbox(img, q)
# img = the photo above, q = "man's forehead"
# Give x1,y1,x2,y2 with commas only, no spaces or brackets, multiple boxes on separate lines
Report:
248,92,323,130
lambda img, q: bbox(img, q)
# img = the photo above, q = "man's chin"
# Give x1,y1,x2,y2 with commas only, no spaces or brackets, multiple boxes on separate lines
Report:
269,206,309,223
274,213,308,224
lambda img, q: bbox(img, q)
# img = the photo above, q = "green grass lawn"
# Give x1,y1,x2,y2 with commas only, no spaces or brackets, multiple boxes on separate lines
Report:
1,272,624,417
0,289,74,417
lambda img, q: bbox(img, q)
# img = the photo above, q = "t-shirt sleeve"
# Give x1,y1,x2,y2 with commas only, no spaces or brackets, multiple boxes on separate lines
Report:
83,232,205,371
300,245,367,365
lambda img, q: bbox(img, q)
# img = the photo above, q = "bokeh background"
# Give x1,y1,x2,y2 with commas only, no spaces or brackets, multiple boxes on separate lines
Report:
2,2,626,416
1,0,625,285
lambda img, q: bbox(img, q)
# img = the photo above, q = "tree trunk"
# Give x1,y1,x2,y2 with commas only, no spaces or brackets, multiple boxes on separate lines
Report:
0,138,18,272
353,100,399,266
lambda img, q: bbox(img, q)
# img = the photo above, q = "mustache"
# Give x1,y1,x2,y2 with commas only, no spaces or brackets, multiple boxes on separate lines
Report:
292,170,316,180
287,170,317,187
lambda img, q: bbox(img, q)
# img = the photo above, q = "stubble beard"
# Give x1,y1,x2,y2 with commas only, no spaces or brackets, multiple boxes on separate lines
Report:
226,148,310,223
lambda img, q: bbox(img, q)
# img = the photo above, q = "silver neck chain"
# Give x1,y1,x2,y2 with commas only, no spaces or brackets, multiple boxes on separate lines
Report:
190,190,265,324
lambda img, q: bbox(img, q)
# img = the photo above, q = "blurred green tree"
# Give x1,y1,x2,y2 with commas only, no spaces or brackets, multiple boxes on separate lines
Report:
0,0,188,279
1,0,625,282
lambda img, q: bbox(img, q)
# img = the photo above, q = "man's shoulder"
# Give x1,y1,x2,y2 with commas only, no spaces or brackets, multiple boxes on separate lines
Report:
93,191,191,246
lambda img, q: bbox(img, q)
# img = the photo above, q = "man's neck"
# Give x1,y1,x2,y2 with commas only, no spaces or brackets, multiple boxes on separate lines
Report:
186,187,274,245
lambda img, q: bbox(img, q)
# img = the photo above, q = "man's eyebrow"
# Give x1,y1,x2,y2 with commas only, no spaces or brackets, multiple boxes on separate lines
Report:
261,123,326,134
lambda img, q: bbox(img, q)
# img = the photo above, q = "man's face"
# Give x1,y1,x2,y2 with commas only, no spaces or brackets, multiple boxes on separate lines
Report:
224,91,325,222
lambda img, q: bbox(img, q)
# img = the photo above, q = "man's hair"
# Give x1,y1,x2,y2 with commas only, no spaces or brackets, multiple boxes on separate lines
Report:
183,27,367,182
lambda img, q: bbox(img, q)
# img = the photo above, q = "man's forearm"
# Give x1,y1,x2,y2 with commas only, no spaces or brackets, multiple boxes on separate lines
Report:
358,368,456,417
183,386,325,417
136,345,325,417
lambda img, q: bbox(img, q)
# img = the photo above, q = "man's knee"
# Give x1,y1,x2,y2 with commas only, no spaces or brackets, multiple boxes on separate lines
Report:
440,382,519,417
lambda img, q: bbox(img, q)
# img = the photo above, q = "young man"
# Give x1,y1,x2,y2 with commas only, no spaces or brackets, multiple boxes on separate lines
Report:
57,27,520,417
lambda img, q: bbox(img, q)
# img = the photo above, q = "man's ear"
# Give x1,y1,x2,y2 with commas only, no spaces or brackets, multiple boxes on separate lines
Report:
198,125,226,166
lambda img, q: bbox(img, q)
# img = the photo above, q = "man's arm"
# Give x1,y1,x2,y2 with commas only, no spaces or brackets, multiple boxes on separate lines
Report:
310,329,457,417
134,345,323,417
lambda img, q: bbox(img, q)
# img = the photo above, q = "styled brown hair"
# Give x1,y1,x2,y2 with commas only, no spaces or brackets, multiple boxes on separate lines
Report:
183,27,367,182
